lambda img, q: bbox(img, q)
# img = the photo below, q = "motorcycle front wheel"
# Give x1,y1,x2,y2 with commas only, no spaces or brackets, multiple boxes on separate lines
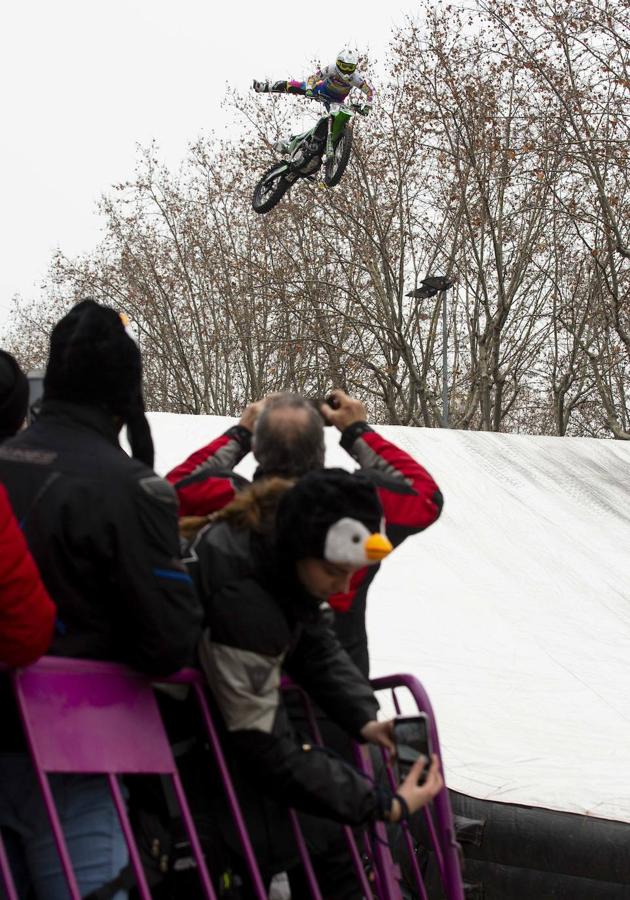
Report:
252,165,291,214
324,126,353,187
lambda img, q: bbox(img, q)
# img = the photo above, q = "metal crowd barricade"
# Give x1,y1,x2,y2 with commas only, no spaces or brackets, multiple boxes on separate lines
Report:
1,660,465,899
282,672,466,900
0,831,18,900
281,675,397,899
0,660,268,900
6,657,217,900
163,668,269,900
371,674,465,900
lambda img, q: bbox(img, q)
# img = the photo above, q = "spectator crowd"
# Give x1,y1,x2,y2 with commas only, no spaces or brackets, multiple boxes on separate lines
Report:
0,300,444,899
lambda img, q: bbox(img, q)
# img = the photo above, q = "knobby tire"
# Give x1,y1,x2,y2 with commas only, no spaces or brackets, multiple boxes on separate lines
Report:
324,126,353,187
252,165,291,214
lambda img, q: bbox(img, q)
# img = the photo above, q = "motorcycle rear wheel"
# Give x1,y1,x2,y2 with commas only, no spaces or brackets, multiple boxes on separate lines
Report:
324,127,353,187
252,165,291,214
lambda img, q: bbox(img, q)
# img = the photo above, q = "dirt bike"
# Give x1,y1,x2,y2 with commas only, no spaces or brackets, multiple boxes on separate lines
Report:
252,98,367,214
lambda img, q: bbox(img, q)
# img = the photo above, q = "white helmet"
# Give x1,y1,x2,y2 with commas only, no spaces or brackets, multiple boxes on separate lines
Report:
335,47,358,82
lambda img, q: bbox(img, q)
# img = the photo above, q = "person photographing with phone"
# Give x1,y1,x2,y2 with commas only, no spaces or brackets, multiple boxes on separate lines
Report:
187,467,443,897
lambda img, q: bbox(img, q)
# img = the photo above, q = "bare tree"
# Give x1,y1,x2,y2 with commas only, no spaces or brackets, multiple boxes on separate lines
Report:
3,0,628,438
481,0,630,437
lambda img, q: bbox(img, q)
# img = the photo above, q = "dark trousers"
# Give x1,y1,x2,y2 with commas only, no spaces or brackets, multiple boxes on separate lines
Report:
286,830,364,900
271,81,308,97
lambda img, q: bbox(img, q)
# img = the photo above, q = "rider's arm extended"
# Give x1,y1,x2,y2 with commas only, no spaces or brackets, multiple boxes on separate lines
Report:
353,72,375,105
306,67,324,92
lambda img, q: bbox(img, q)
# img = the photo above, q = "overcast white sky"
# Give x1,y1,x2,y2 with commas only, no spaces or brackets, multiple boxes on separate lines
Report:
0,0,422,330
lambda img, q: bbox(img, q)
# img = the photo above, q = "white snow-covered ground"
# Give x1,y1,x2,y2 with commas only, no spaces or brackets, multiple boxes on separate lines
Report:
148,413,630,824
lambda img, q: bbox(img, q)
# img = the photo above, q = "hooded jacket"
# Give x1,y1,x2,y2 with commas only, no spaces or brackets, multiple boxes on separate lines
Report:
189,481,392,825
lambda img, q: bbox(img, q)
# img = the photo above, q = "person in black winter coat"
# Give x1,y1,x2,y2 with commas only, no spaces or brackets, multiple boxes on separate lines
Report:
189,468,442,896
0,302,202,672
0,301,203,900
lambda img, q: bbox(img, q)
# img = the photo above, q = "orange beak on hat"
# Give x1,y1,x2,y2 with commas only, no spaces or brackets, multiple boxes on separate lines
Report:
364,532,393,562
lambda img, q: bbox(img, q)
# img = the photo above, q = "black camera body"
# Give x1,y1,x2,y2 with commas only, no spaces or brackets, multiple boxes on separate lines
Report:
307,394,339,425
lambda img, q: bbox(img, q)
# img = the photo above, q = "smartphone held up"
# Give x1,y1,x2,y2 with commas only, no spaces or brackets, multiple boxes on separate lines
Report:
393,714,433,786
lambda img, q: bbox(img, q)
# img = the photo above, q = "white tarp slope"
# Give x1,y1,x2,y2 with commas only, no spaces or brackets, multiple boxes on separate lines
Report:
148,413,630,824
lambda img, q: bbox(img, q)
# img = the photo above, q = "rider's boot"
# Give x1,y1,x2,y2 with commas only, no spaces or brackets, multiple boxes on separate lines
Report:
252,79,271,93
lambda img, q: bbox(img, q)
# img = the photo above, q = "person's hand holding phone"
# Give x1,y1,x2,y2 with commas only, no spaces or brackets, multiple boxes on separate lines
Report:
360,719,396,759
391,754,444,822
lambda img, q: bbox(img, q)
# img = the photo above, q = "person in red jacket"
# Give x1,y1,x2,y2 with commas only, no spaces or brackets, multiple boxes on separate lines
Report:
0,348,56,666
168,389,443,676
0,483,56,666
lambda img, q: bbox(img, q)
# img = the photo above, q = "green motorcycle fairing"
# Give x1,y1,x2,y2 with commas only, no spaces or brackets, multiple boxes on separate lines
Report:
330,108,352,142
286,107,352,154
262,106,353,185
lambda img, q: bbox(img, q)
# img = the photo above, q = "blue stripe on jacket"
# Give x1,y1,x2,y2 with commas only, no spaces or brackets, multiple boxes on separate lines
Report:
153,567,193,584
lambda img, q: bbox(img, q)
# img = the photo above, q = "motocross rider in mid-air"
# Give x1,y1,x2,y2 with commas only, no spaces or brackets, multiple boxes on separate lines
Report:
253,48,374,153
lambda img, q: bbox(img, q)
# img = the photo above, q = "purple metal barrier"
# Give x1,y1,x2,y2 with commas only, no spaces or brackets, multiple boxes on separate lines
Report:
0,664,20,899
374,744,429,900
281,675,410,899
10,657,217,900
2,660,464,899
287,808,324,900
352,743,405,900
0,832,19,900
281,681,378,899
280,672,466,900
163,669,268,900
370,673,465,900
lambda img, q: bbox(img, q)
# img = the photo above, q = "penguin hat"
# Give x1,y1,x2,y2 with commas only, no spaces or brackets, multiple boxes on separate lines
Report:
275,468,393,567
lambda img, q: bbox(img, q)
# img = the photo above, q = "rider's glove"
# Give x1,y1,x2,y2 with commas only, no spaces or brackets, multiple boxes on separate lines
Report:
305,87,314,98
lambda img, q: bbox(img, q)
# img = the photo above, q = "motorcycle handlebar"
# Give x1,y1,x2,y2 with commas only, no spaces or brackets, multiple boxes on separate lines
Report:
307,96,367,115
